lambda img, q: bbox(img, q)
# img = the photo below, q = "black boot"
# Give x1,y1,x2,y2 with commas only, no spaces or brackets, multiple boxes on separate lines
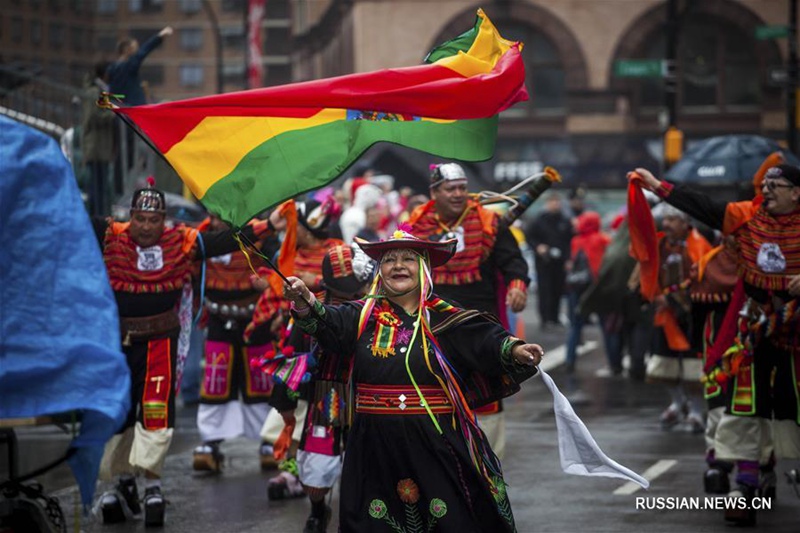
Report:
303,504,331,533
760,465,777,500
724,484,757,526
99,492,126,524
144,486,165,527
785,468,800,499
703,460,732,495
118,475,142,516
703,466,731,495
99,475,141,523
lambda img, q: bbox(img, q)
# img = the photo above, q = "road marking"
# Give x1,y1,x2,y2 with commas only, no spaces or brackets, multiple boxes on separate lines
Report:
613,459,677,495
539,340,598,372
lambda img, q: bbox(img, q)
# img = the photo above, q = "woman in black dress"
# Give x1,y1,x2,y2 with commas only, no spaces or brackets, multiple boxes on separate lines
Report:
282,229,545,532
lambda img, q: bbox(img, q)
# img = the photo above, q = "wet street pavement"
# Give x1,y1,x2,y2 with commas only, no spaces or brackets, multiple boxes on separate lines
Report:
9,307,800,532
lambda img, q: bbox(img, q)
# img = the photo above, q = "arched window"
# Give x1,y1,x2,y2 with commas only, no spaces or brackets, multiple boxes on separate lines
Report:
500,22,566,116
636,14,760,113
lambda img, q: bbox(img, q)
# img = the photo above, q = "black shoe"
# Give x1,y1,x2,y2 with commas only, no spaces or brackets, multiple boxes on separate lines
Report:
786,469,800,499
303,506,332,533
117,475,142,516
703,466,730,494
759,468,777,500
724,485,757,526
100,492,127,524
99,476,140,523
144,487,165,527
628,367,646,382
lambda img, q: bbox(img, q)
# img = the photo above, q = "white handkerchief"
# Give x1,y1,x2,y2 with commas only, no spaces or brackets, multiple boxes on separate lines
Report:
538,369,649,489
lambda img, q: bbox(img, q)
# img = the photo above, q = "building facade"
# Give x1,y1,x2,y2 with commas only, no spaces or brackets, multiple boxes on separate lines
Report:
1,0,292,127
1,0,793,193
294,0,791,192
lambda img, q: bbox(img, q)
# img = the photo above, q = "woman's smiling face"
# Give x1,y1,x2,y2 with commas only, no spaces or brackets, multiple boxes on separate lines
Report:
379,249,421,296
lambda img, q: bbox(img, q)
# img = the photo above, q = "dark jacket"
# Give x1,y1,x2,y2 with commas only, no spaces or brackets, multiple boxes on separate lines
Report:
80,75,116,162
107,34,164,106
526,210,573,262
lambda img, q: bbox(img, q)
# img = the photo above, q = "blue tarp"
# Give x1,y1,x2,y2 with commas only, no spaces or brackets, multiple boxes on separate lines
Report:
0,115,130,506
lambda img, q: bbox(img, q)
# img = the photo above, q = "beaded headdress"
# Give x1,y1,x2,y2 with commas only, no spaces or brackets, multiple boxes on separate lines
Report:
131,176,165,213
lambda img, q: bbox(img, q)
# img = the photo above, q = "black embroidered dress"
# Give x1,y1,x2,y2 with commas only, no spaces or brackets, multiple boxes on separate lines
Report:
295,296,536,533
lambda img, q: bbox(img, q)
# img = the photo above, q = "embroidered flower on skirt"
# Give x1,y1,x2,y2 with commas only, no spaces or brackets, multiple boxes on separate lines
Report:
368,480,449,530
396,478,420,504
429,498,448,518
368,499,388,519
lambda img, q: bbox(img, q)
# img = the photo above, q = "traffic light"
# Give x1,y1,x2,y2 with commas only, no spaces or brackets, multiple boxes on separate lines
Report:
664,126,684,165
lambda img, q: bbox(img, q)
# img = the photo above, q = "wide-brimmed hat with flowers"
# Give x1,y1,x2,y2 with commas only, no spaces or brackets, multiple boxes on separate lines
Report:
355,226,457,268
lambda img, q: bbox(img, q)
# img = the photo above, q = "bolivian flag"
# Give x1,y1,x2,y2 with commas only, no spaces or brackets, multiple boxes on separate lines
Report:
115,9,528,227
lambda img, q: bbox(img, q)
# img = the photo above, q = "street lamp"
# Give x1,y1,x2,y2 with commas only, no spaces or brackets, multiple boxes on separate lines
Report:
663,0,682,169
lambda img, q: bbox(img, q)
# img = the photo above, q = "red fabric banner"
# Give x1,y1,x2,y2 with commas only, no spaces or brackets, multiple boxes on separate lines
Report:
247,0,265,89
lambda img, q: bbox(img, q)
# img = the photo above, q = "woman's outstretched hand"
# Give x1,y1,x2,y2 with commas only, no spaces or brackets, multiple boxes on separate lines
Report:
512,343,545,366
283,276,314,310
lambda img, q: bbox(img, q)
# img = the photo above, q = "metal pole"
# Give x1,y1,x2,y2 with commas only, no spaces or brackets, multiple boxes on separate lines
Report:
662,0,679,171
666,0,678,129
788,0,798,154
202,0,224,94
244,0,250,87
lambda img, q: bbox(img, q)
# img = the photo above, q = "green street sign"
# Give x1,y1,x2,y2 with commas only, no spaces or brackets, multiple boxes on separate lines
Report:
755,25,789,40
613,59,665,78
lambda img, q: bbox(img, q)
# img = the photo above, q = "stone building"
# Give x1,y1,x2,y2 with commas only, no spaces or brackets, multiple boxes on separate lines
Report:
1,0,793,192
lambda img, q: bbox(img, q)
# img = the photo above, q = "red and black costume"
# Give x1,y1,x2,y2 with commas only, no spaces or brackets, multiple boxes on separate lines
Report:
409,195,530,451
653,181,800,427
192,218,281,471
408,199,529,316
647,169,800,508
98,219,268,440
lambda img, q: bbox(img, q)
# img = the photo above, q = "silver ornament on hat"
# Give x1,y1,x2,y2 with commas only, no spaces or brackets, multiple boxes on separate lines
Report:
350,242,377,282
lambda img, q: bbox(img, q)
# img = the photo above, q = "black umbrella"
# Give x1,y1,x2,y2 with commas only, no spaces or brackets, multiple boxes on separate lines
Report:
665,134,800,186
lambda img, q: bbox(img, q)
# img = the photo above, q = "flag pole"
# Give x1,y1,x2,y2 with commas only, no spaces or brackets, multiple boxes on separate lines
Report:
97,93,172,168
235,230,321,315
236,230,348,354
100,93,305,294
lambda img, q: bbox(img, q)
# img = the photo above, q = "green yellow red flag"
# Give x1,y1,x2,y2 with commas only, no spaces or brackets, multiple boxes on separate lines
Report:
114,9,527,227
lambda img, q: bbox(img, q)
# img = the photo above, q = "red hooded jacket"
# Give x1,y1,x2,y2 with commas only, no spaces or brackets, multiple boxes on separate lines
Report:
570,211,610,279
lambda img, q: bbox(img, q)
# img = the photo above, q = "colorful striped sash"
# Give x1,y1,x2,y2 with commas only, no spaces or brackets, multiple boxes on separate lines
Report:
105,224,195,293
739,208,800,291
408,200,498,285
355,384,452,415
